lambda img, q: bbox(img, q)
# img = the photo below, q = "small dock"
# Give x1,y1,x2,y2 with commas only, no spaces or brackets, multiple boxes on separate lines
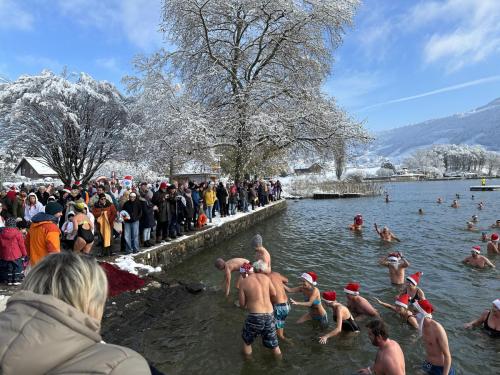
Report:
470,186,500,191
313,193,364,199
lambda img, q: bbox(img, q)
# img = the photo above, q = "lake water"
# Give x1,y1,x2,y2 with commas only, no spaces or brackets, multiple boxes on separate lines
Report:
114,180,500,374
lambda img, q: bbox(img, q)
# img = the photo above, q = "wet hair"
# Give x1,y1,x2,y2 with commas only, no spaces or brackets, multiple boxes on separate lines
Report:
366,320,388,340
22,252,108,320
214,258,225,270
251,234,263,248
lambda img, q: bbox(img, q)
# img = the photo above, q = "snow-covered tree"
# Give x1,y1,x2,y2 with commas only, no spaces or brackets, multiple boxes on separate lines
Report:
152,0,367,178
124,63,213,177
0,71,128,185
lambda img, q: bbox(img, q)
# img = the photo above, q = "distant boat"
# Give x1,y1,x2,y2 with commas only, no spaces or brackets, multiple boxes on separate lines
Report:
470,186,500,191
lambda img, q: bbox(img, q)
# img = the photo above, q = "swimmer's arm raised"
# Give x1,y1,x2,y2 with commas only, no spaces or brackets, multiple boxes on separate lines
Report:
374,223,381,236
401,257,410,268
378,257,389,266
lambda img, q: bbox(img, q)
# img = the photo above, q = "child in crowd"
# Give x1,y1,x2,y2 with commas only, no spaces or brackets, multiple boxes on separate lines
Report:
0,217,28,285
61,211,76,250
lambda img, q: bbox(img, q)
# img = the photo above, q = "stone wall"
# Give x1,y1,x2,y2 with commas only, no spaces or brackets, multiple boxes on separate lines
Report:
134,200,287,269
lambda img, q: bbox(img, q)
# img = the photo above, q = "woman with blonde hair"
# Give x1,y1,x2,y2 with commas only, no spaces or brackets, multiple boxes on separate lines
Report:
0,252,151,374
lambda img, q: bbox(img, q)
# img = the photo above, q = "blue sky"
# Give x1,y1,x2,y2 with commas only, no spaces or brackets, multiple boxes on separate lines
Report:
1,0,499,132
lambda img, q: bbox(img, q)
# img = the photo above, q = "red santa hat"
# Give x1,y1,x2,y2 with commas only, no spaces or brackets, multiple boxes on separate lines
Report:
406,271,422,286
414,299,433,316
387,252,401,262
300,272,317,286
159,182,168,190
491,233,498,242
471,245,481,254
239,262,254,275
322,291,336,302
344,282,360,295
395,294,410,308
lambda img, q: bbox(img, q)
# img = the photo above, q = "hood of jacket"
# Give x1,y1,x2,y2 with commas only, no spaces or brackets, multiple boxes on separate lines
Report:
31,212,58,224
0,291,101,374
0,291,151,375
27,192,38,203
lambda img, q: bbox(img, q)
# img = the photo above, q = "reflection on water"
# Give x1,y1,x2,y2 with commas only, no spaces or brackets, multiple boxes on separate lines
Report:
128,181,500,374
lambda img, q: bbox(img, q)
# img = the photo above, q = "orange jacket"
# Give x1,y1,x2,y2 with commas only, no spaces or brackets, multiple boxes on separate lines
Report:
25,216,61,266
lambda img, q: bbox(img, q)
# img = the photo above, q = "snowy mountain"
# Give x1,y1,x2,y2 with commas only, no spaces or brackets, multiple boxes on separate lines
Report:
371,97,500,161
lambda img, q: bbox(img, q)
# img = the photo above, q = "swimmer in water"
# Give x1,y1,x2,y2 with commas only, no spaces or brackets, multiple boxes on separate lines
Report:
466,221,477,231
491,219,500,228
414,299,456,375
478,201,484,210
481,232,488,242
286,272,328,329
385,193,390,203
350,213,363,231
214,257,250,297
471,215,478,223
462,246,495,269
451,200,459,208
374,223,400,242
418,208,424,215
344,282,379,318
379,252,410,285
374,294,418,329
436,197,443,204
464,298,500,338
318,291,359,344
401,272,425,306
487,233,499,254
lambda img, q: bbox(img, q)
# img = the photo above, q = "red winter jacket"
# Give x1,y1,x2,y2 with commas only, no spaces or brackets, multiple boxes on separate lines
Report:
0,228,27,261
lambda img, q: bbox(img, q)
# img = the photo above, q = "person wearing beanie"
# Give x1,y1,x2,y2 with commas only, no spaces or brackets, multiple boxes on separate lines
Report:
414,299,456,375
374,294,418,329
358,320,406,375
487,233,499,254
214,257,250,297
464,298,500,338
402,272,426,305
318,290,359,345
344,282,379,318
378,251,410,285
463,246,495,269
25,202,63,267
238,261,282,358
286,271,329,329
252,234,271,274
0,216,28,285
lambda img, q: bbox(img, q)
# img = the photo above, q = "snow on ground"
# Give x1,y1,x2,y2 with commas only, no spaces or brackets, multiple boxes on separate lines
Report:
0,294,9,312
111,201,282,274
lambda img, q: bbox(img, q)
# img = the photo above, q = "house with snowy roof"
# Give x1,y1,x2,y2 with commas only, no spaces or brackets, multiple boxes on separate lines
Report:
14,157,58,180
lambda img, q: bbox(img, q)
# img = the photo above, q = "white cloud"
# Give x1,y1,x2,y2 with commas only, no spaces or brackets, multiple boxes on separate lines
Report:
358,75,500,111
408,0,500,72
0,0,34,30
56,0,163,51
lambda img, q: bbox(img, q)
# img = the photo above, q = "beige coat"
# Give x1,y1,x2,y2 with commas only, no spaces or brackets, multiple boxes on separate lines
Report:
0,291,151,375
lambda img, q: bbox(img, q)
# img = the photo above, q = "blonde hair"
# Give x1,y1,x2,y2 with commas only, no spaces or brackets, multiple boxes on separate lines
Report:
22,252,108,320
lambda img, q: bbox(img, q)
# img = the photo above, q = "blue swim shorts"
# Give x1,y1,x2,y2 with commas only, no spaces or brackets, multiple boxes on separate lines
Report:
273,302,291,329
422,361,456,375
312,313,329,329
242,313,279,349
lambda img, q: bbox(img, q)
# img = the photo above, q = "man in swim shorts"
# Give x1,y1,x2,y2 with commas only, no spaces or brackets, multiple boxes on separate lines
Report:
268,270,290,340
239,262,281,357
378,252,410,285
414,300,455,375
462,246,495,269
357,320,405,375
214,257,250,297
